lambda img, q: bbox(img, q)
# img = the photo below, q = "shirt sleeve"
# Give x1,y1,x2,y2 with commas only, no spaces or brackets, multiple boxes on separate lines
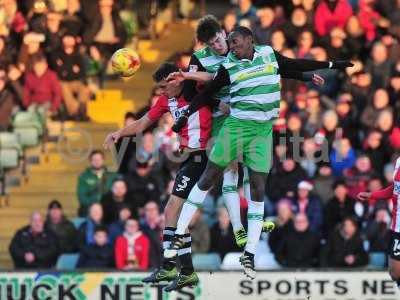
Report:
182,54,206,102
274,50,330,72
147,96,169,121
187,65,231,115
370,184,394,203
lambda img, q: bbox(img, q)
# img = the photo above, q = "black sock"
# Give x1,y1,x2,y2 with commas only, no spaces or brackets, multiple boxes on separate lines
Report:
162,227,176,271
178,233,194,275
244,251,255,259
396,280,400,289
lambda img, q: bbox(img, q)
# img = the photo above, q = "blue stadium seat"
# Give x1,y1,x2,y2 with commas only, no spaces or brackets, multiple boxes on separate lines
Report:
56,254,79,270
255,252,281,270
193,253,221,270
72,217,85,229
368,252,386,269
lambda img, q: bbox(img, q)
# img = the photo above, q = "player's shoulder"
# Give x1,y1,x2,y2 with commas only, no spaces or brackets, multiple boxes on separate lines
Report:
193,46,212,59
255,45,274,55
154,94,169,106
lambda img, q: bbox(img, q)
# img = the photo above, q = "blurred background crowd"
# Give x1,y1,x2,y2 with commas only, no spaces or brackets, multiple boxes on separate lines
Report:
2,0,400,271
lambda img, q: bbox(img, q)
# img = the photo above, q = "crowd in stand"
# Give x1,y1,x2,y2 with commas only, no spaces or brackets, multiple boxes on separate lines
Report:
6,0,400,270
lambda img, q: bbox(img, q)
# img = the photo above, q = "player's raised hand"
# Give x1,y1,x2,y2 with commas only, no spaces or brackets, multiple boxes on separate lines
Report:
103,131,122,149
166,69,186,83
331,60,354,69
312,74,325,86
357,191,371,201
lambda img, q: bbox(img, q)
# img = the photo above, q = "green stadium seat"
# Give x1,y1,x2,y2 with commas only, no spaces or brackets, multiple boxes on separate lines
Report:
56,254,79,270
12,111,44,148
72,217,86,229
193,253,221,270
0,132,22,169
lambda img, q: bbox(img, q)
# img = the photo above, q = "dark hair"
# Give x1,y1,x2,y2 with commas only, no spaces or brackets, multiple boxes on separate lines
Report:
332,179,346,190
152,62,179,82
196,14,222,43
124,112,136,120
94,225,108,234
89,150,104,159
229,26,253,40
32,53,47,65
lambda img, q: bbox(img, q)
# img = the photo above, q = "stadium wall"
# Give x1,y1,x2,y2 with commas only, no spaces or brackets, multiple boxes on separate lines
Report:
0,271,399,300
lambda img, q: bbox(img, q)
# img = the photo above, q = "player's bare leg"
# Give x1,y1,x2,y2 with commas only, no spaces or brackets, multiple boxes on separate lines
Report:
389,257,400,291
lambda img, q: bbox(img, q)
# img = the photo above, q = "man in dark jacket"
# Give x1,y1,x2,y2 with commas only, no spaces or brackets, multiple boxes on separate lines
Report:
9,212,59,269
291,181,323,234
77,225,114,268
276,213,320,268
77,150,117,217
324,180,357,237
50,32,90,120
45,200,77,253
325,217,368,267
101,178,132,224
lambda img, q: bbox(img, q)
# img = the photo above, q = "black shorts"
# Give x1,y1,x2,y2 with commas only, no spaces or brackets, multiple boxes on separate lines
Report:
172,150,208,199
388,230,400,261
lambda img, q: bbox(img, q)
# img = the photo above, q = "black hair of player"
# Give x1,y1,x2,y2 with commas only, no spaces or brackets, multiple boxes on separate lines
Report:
89,149,104,159
229,26,254,41
152,62,179,82
196,14,222,43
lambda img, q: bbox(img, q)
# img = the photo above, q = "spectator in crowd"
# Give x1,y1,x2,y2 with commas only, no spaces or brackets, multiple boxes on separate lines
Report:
366,208,391,253
43,11,63,54
315,110,339,151
324,180,357,237
222,10,237,34
115,218,150,270
23,53,62,113
83,0,127,67
284,7,311,47
329,138,357,177
275,213,320,268
45,200,77,254
346,16,367,59
50,32,90,120
357,0,390,42
210,207,239,259
108,205,132,244
292,181,323,233
325,217,368,267
18,32,45,71
344,155,377,199
363,130,389,174
77,150,117,217
365,42,393,89
189,209,210,254
77,225,114,268
78,203,104,249
267,155,308,201
269,199,294,255
299,138,320,178
314,0,353,37
140,201,163,268
235,0,257,23
252,6,276,45
326,27,352,60
61,0,84,36
270,29,287,52
125,157,162,213
313,162,335,205
335,94,358,145
101,178,132,225
361,89,391,130
9,212,58,269
0,69,17,130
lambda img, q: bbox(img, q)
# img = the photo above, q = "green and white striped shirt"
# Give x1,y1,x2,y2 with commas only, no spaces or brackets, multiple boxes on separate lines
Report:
193,47,230,117
222,45,281,122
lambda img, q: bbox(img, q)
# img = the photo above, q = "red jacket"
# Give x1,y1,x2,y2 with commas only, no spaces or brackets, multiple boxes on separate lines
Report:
23,69,62,112
390,127,400,149
314,0,353,36
114,233,150,270
357,0,381,42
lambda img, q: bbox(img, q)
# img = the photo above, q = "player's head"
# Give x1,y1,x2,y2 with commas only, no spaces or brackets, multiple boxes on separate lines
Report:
197,15,228,55
152,62,182,98
228,26,254,59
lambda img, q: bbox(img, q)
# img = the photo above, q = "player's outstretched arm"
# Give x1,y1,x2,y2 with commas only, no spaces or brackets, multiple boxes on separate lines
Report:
280,70,325,85
103,114,153,149
274,51,354,72
167,70,213,83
